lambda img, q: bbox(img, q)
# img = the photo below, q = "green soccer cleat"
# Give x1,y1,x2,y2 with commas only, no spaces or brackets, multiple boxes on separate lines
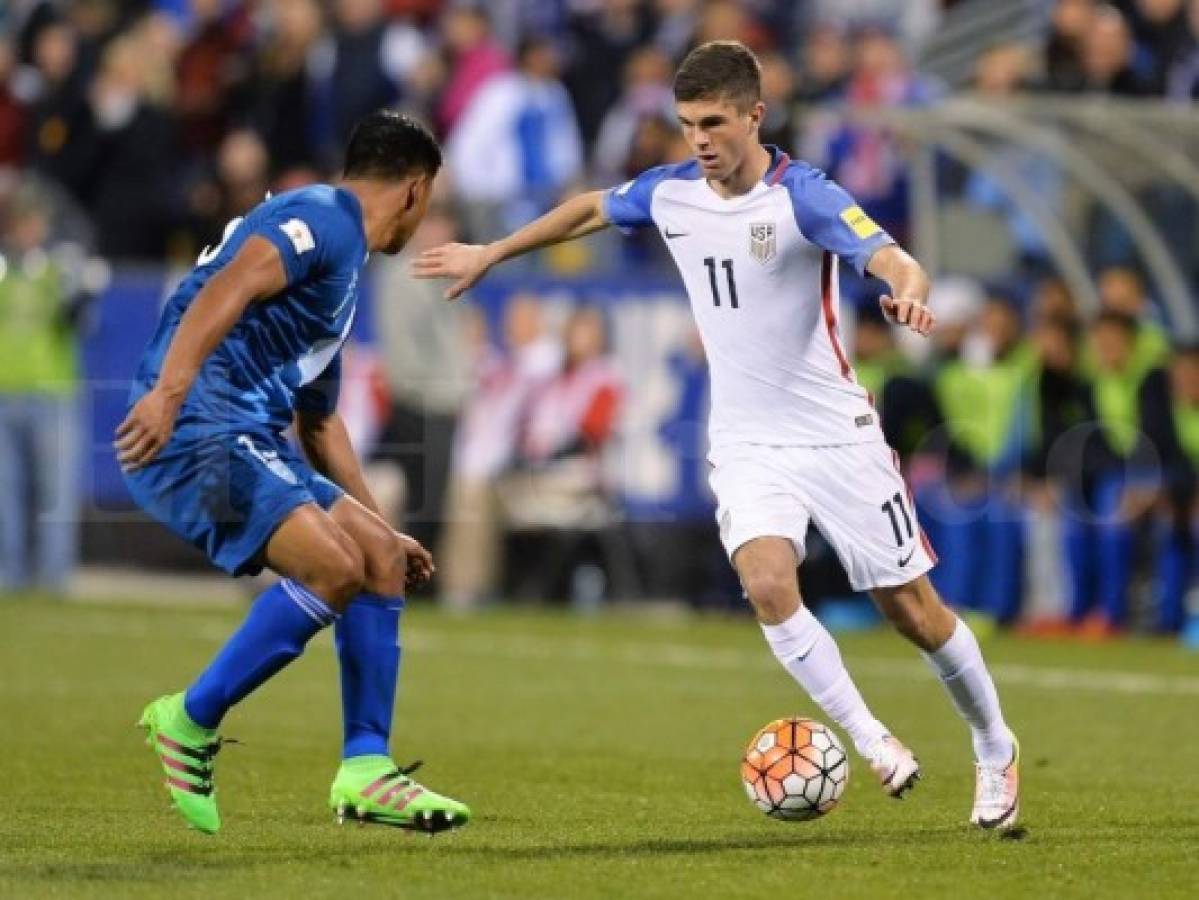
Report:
329,756,471,833
137,693,227,835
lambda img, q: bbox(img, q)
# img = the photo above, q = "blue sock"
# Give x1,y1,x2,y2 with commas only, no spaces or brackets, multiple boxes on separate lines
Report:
335,593,404,759
184,579,338,729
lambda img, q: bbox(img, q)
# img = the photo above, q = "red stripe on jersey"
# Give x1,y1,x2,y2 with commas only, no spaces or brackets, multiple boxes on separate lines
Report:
820,251,853,380
767,152,791,185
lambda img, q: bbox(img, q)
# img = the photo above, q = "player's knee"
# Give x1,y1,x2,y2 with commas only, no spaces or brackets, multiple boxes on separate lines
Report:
365,529,407,595
314,541,367,609
741,568,800,621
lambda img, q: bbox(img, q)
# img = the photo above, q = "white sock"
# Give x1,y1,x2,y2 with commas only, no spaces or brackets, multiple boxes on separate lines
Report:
923,618,1014,768
760,605,889,758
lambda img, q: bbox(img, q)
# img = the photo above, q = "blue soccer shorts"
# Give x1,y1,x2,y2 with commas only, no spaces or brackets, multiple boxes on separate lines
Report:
124,426,344,576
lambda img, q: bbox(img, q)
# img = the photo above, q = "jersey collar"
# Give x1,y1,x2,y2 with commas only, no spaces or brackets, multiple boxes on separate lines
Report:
763,145,791,185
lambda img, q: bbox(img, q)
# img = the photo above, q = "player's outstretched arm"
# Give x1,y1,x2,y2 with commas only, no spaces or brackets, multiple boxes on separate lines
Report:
867,244,935,337
115,237,288,471
411,190,610,300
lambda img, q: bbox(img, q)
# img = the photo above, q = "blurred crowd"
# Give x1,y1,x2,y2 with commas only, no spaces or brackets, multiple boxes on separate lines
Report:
0,0,1196,637
2,1,1199,258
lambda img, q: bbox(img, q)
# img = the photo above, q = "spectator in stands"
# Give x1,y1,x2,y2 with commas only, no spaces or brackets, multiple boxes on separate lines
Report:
1031,275,1082,326
1021,314,1099,626
1139,343,1199,631
794,22,851,103
1078,4,1155,95
185,127,270,255
757,51,797,149
371,183,473,552
237,0,327,177
329,0,429,147
439,295,561,610
1044,0,1097,91
0,37,26,166
519,307,622,470
652,0,702,62
1065,311,1157,634
804,0,942,57
1081,265,1171,378
1165,0,1199,99
436,5,509,137
965,42,1063,276
0,182,88,595
593,46,675,180
448,34,583,241
923,295,1033,623
500,306,624,602
564,0,653,150
173,0,252,159
803,23,940,242
1122,0,1189,92
24,20,97,205
690,0,763,49
87,24,179,259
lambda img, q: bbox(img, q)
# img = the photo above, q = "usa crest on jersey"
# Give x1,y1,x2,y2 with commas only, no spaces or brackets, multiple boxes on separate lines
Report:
749,222,776,263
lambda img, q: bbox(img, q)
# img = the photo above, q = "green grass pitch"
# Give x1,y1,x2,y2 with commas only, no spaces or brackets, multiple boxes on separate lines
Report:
2,597,1197,899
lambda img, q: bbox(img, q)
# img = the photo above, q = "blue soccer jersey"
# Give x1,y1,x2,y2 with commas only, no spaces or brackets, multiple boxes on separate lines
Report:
124,184,367,575
131,184,368,433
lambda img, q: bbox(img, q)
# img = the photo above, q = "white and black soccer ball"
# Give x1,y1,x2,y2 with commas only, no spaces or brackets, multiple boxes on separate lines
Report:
740,717,849,821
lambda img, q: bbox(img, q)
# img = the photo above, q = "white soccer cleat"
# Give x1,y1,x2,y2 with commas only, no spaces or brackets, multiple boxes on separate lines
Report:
867,735,921,798
971,736,1020,829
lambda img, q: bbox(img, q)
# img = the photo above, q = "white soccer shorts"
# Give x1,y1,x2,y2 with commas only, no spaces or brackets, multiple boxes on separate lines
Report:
708,441,937,591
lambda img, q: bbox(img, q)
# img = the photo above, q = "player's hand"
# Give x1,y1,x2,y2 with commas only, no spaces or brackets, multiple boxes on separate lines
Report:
397,532,435,589
880,295,936,336
410,242,497,301
114,388,181,471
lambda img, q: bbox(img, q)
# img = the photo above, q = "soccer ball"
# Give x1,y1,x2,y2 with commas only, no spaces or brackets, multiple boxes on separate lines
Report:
741,717,849,821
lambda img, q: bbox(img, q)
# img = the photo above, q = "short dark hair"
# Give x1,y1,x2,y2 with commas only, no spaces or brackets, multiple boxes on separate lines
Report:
673,40,761,110
343,110,441,181
1092,309,1138,338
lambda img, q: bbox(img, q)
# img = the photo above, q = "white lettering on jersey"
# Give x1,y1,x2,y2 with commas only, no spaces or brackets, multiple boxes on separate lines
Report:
280,218,316,255
648,177,881,449
236,434,298,485
197,216,244,266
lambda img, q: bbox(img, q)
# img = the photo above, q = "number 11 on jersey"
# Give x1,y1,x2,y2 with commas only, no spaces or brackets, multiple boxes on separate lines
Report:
703,257,739,309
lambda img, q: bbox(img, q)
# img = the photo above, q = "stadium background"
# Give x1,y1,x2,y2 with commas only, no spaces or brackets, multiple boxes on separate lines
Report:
1,0,1197,642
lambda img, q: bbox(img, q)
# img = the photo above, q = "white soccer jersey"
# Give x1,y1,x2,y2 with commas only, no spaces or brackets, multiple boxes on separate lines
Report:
604,148,894,449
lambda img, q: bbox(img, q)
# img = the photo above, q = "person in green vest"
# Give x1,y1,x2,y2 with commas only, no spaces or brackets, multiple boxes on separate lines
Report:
1020,314,1101,629
1079,266,1171,381
0,185,84,595
1139,344,1199,636
923,294,1035,624
1065,311,1160,634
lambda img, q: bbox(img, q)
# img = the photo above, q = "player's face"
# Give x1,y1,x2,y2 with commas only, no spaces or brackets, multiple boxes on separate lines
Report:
676,97,764,181
381,174,433,255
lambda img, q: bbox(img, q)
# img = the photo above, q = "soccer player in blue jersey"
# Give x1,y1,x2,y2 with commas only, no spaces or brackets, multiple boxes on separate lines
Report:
117,111,470,834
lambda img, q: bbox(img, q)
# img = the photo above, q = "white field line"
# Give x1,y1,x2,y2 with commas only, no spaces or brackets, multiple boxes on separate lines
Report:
403,632,1199,699
32,612,1199,698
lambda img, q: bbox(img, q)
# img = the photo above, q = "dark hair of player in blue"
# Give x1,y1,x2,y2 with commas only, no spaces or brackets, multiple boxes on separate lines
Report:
674,40,762,112
343,110,442,181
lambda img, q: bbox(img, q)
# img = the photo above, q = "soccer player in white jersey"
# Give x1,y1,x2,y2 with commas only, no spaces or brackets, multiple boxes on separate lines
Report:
414,40,1020,829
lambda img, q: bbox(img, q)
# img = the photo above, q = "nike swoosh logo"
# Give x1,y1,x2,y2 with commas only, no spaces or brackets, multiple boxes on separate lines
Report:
898,548,915,567
664,228,689,239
